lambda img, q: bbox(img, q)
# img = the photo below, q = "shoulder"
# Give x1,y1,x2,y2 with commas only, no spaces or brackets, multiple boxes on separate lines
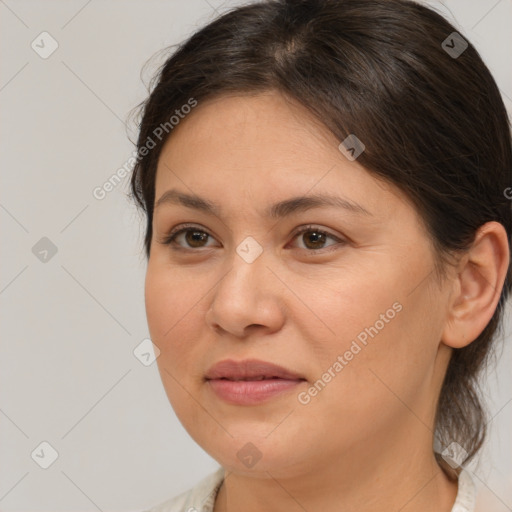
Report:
143,466,225,512
142,465,476,511
452,468,476,512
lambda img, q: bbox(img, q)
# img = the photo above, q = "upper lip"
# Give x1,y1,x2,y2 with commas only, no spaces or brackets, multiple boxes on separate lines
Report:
205,359,305,381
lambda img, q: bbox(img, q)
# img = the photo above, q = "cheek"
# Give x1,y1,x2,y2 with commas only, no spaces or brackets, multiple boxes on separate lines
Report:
302,263,441,413
144,264,205,372
145,264,208,423
302,264,404,361
145,261,194,338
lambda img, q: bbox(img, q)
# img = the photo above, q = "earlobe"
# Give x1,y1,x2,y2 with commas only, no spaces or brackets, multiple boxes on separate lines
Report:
442,221,510,349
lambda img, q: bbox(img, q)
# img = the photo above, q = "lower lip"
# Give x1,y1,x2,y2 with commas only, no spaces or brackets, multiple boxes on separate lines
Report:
207,378,305,405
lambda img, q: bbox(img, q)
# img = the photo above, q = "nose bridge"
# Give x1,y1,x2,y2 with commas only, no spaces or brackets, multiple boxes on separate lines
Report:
206,239,284,336
217,240,269,301
235,234,265,265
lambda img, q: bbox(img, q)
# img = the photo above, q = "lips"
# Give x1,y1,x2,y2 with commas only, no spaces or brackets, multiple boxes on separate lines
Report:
204,359,306,405
204,358,305,381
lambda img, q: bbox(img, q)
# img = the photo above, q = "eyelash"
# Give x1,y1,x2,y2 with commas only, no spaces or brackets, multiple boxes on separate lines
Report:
160,223,346,253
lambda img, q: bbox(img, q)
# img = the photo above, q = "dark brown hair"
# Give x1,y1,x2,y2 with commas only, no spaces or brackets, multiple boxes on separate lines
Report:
129,0,512,475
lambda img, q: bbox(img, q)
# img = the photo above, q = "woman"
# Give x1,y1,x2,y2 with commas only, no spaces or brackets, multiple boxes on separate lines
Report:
130,0,511,510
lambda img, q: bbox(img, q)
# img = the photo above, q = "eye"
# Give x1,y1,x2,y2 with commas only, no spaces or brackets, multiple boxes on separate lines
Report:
159,224,345,252
289,225,344,252
160,224,219,250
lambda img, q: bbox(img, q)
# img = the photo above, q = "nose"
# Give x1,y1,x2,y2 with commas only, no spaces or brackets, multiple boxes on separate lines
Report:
204,252,286,338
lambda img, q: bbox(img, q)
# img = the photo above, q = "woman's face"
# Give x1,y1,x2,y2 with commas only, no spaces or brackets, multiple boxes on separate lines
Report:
145,91,454,478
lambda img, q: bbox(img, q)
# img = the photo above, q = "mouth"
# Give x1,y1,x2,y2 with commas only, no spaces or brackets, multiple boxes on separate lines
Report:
204,358,305,381
204,359,306,405
213,376,298,381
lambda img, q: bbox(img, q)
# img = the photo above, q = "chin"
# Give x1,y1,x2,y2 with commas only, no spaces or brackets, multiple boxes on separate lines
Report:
197,433,311,479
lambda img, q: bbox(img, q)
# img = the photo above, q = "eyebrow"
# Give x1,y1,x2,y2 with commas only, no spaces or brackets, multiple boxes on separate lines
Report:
154,189,372,218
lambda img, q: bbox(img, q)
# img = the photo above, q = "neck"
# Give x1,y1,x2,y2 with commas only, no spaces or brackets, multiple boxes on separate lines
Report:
213,421,459,512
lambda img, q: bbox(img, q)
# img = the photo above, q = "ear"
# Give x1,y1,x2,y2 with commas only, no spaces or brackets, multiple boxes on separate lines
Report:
442,221,510,349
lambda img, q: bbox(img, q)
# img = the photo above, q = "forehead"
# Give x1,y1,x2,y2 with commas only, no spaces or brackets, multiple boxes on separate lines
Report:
157,91,338,171
154,91,407,221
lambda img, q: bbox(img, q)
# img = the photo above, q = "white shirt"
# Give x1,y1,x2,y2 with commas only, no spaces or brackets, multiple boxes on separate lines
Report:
144,466,476,512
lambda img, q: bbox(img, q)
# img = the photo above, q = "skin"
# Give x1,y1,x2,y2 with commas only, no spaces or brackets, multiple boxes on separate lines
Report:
145,90,509,512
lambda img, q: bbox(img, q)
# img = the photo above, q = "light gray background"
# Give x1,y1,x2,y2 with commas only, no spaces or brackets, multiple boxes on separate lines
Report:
1,0,511,511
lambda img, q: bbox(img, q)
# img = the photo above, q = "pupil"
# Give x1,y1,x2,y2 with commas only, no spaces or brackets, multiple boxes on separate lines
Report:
186,230,208,247
305,231,325,249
